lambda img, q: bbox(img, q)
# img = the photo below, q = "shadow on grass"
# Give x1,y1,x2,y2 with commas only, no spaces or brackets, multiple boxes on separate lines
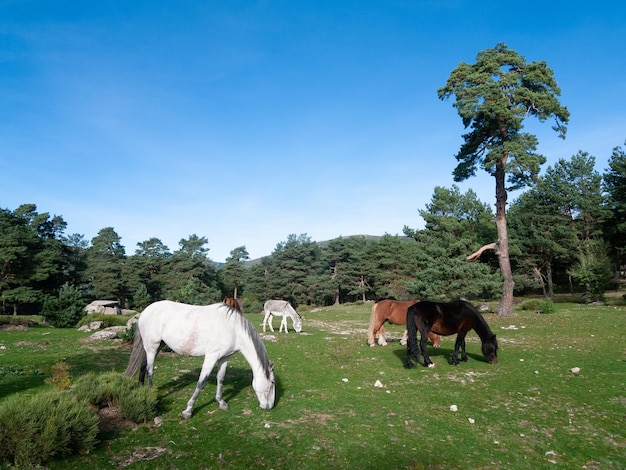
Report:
393,343,485,367
153,363,284,416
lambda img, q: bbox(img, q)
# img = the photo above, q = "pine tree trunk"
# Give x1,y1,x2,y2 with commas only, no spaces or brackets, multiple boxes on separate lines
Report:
546,263,554,299
495,161,514,316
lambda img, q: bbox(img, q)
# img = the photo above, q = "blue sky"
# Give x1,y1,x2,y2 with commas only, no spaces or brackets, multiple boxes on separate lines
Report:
2,1,624,262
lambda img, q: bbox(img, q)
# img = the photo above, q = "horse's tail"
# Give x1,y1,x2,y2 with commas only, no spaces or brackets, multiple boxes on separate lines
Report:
124,325,146,378
404,304,419,368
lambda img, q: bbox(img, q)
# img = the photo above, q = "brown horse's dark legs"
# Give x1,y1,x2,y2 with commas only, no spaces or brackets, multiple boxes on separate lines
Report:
452,332,468,365
419,327,434,367
460,337,469,362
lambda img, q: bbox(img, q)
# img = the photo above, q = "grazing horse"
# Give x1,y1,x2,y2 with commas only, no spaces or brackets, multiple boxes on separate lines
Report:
367,299,441,348
262,300,302,333
223,297,242,312
405,300,498,368
125,300,275,419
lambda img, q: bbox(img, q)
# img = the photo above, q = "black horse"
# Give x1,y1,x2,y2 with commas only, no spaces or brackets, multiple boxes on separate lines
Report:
405,300,498,368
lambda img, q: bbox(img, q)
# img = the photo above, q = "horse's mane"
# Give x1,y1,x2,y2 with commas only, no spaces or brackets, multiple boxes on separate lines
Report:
461,301,495,341
224,305,272,378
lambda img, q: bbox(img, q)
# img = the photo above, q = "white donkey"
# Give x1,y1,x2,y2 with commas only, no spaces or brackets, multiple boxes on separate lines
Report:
262,300,302,333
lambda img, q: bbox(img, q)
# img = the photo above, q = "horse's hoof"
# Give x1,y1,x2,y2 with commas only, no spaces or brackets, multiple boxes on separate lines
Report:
427,363,435,369
181,411,192,420
219,402,229,411
400,340,407,346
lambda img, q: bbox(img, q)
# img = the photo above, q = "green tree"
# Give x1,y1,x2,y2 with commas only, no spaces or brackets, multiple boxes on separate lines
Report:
438,43,569,315
61,233,89,292
41,283,85,328
131,284,152,311
322,236,376,304
0,205,67,314
161,235,220,303
218,246,249,299
243,257,274,306
542,152,608,242
603,141,626,275
374,235,419,300
568,240,613,301
263,234,323,306
124,237,171,305
86,227,127,305
540,152,610,294
404,186,501,300
508,189,577,298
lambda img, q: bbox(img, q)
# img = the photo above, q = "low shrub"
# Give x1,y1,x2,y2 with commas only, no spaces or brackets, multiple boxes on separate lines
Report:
72,372,158,423
118,321,136,343
76,313,135,328
0,391,99,467
539,299,556,314
519,298,543,311
45,361,72,390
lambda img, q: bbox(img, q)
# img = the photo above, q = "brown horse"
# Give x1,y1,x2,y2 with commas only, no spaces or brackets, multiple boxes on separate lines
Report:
368,299,440,347
223,297,242,312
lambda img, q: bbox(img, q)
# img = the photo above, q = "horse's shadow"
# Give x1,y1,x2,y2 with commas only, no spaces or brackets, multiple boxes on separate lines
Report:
393,344,484,367
157,365,284,415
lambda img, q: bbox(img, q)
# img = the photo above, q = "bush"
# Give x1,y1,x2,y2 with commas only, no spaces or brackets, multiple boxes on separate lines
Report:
539,299,556,314
45,361,72,390
72,372,158,423
76,313,135,328
41,283,86,328
0,391,99,467
519,299,543,311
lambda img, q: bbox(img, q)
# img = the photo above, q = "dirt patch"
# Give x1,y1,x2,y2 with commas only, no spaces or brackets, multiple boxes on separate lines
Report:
97,406,136,432
271,412,336,428
0,324,29,331
113,446,170,468
306,318,367,336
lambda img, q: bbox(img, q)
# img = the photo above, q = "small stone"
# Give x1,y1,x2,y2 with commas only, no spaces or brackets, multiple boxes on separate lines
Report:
450,405,458,412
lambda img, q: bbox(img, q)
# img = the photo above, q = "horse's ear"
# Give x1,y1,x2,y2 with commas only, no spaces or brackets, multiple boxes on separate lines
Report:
269,361,275,371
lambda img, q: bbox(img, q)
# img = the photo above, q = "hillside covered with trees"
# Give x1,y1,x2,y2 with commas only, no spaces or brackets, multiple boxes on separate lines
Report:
1,142,624,322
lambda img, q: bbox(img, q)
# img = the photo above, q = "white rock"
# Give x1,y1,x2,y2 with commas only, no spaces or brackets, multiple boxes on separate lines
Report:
570,367,581,374
342,378,349,382
468,418,475,424
374,380,383,388
450,405,458,412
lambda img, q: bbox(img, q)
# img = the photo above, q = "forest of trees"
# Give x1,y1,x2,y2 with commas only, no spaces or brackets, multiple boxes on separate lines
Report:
1,143,624,323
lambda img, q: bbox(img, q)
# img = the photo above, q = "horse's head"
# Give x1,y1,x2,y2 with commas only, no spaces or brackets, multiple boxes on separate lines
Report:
293,317,303,333
253,361,276,409
482,335,499,364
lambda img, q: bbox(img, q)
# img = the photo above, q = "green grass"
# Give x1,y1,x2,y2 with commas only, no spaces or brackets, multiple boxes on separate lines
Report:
1,301,625,469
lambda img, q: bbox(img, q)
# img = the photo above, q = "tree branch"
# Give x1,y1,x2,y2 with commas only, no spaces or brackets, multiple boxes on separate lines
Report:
466,242,497,261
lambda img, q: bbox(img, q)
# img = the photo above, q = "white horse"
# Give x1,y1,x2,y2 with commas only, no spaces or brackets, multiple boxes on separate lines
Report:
125,300,275,419
262,300,302,333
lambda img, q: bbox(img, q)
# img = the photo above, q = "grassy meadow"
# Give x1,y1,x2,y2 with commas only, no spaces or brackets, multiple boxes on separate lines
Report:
1,299,625,469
